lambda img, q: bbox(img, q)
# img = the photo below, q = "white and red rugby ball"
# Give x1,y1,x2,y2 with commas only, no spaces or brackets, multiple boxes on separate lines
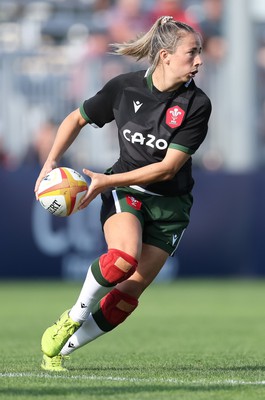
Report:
37,167,88,217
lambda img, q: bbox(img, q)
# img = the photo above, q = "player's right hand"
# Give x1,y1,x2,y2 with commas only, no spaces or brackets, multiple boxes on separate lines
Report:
34,160,58,200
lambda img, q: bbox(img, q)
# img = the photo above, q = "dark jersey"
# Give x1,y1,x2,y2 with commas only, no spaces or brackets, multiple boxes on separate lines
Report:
80,70,212,196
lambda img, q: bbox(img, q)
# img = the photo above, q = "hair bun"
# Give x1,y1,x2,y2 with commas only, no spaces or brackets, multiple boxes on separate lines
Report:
161,16,174,25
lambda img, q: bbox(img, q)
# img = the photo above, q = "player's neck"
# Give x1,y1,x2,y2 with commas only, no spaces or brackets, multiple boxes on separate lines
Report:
152,68,182,92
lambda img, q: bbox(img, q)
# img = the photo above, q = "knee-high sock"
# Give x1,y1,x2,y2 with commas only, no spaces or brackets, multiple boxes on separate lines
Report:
69,267,111,323
60,313,105,356
69,250,138,324
61,289,139,356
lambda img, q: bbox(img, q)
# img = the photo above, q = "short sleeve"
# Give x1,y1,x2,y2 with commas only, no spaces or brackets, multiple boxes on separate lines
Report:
169,95,212,155
79,76,121,128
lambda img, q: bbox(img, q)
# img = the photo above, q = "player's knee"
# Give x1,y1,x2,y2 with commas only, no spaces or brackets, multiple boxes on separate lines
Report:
91,248,138,287
93,288,139,331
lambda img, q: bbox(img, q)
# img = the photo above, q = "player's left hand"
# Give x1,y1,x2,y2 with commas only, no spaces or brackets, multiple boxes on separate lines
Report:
78,168,110,209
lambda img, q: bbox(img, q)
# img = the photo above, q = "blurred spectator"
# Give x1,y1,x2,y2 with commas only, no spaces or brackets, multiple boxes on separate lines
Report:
23,120,59,166
92,0,114,12
199,0,226,63
192,0,226,171
106,0,148,43
82,29,109,59
147,0,200,31
0,137,13,170
67,27,110,102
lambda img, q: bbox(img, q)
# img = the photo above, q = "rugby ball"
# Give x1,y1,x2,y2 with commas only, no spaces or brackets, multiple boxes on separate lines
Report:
37,167,88,217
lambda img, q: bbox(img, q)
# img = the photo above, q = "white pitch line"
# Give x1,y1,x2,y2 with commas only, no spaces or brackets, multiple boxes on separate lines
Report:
1,373,265,386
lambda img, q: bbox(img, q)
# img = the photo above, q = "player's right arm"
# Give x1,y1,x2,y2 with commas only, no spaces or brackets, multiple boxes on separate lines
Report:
34,108,87,198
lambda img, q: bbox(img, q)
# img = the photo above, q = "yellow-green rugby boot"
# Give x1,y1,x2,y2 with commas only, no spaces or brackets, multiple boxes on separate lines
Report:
41,310,81,357
41,354,69,372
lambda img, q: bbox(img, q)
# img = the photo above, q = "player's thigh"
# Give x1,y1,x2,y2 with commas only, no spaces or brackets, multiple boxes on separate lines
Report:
117,243,168,298
103,212,143,260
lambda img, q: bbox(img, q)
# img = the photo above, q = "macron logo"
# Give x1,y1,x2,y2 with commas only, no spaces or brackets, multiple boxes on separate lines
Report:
172,234,178,246
133,100,143,113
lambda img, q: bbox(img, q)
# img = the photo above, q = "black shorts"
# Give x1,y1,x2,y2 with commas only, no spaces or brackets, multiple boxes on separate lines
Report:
100,186,193,256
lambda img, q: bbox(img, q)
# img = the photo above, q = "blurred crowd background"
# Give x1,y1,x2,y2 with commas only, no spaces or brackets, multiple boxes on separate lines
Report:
1,0,265,280
1,0,265,172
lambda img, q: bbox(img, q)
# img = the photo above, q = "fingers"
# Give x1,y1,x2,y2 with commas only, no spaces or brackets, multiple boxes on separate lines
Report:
34,180,41,200
82,168,93,178
34,174,47,200
34,163,56,200
78,192,98,210
78,186,99,209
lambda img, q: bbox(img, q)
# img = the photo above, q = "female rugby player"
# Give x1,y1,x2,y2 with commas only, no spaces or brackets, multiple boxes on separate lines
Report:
35,16,212,371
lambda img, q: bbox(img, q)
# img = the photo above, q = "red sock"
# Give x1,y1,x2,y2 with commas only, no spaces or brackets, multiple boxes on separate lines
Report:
92,289,138,332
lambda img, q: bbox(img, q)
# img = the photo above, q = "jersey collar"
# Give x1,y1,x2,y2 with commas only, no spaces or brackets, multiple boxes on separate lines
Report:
144,68,153,91
144,68,192,94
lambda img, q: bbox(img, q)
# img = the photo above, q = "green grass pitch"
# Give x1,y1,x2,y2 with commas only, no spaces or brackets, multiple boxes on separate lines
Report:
1,279,265,400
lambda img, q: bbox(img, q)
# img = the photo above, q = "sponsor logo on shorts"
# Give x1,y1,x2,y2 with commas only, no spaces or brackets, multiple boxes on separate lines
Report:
126,195,142,210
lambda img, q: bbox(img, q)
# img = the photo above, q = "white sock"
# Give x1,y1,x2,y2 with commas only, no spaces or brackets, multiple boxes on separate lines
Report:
60,313,105,356
69,266,111,323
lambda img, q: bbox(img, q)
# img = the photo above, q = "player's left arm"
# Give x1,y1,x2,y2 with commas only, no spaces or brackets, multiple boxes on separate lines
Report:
79,148,190,208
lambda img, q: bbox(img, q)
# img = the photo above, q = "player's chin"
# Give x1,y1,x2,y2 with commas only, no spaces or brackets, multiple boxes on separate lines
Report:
184,74,194,81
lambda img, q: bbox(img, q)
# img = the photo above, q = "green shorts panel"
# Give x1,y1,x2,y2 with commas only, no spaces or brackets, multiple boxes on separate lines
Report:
100,187,193,255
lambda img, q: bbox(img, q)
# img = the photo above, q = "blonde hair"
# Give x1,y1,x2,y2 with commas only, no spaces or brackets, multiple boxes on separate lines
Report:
111,16,199,72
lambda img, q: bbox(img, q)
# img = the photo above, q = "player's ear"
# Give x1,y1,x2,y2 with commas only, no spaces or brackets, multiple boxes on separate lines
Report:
160,49,170,65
